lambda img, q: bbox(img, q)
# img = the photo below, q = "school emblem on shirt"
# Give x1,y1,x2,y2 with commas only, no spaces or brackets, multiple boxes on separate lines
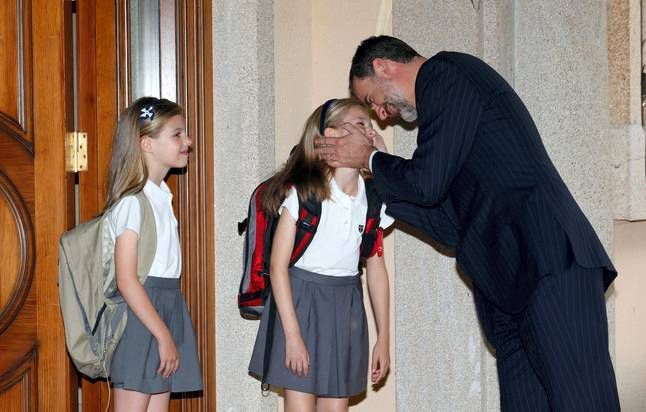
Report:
358,224,364,233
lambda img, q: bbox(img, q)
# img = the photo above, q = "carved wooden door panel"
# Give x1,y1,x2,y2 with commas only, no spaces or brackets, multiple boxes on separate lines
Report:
0,1,76,411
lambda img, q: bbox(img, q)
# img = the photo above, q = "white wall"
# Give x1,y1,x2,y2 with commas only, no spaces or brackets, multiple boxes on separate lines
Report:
213,1,276,410
614,220,646,411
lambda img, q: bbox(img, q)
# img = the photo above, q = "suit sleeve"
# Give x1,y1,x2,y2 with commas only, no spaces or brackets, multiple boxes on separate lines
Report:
372,58,485,207
386,200,460,248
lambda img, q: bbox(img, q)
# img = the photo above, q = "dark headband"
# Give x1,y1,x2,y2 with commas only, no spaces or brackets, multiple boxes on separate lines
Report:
319,98,337,135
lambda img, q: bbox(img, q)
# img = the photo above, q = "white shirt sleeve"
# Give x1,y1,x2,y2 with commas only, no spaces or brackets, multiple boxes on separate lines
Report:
108,196,141,238
379,203,394,229
279,187,299,221
368,150,378,172
368,151,393,228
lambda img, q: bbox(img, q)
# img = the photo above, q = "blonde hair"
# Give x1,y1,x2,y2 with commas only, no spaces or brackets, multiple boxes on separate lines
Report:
262,98,369,215
103,97,183,212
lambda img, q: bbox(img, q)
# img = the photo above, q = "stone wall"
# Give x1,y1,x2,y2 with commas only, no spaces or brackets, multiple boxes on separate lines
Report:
213,0,276,410
213,1,627,410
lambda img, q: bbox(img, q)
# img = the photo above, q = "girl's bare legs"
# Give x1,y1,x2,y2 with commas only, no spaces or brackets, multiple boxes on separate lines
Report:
114,388,150,412
317,397,349,412
284,389,316,412
113,388,170,412
147,392,171,412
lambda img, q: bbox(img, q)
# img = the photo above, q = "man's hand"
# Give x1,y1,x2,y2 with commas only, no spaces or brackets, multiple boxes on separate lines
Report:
315,123,374,169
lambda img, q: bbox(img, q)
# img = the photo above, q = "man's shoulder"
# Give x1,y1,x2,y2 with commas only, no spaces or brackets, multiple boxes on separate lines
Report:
428,50,485,68
417,51,483,94
424,50,509,95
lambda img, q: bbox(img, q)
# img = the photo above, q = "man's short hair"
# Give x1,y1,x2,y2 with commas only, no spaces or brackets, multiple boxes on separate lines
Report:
349,36,420,87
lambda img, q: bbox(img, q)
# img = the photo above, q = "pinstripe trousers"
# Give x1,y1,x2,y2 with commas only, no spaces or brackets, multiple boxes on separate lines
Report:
474,264,620,411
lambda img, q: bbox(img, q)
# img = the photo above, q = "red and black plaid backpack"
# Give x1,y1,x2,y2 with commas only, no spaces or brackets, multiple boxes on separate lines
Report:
237,177,384,319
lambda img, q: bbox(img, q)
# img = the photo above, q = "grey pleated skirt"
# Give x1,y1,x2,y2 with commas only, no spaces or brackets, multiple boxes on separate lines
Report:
110,277,203,394
249,267,369,398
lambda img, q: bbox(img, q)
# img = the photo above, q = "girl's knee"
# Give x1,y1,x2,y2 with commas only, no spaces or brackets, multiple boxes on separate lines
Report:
113,388,151,412
284,389,316,412
316,397,349,412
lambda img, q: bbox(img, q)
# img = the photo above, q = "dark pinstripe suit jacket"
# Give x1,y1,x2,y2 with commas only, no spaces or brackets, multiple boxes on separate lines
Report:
372,51,616,313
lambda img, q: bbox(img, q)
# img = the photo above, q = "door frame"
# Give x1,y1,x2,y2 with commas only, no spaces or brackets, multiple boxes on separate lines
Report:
74,1,215,410
33,0,78,410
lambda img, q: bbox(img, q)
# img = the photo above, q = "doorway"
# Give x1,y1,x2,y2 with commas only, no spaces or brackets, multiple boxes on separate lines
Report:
74,1,214,410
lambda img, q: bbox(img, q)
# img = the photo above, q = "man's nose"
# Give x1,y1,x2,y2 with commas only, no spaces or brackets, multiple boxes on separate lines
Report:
375,105,388,121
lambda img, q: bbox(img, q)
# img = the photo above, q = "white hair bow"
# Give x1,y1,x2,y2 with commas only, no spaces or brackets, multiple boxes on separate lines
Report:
140,106,154,119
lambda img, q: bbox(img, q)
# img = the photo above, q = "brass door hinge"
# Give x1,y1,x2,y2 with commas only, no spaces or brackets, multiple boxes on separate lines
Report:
65,132,88,172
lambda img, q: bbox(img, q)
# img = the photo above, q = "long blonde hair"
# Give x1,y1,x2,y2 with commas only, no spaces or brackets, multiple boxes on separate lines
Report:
262,98,369,215
103,97,183,212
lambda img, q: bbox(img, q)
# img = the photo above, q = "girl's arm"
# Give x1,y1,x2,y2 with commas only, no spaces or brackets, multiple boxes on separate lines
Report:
269,210,310,377
114,230,178,378
366,252,390,384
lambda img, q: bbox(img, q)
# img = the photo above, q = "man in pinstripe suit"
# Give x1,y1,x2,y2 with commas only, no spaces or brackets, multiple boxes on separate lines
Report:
318,36,620,411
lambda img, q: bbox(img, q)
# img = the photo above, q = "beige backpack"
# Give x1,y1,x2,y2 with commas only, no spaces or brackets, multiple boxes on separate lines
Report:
57,191,156,379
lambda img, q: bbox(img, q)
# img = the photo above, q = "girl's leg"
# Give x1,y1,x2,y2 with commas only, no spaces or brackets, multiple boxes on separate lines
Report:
113,388,150,412
284,389,316,412
316,397,349,412
146,391,171,412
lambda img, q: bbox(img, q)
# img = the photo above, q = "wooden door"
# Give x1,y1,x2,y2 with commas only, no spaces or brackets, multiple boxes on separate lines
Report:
0,1,77,411
74,1,215,411
0,1,214,411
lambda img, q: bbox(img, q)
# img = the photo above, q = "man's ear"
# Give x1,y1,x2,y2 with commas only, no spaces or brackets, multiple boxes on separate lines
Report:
140,135,153,153
372,58,392,80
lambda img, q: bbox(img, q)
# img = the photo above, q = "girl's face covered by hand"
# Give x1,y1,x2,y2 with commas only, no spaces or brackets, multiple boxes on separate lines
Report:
329,105,387,152
324,105,373,138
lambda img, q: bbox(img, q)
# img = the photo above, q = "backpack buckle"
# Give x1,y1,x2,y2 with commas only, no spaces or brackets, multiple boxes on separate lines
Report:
296,219,316,233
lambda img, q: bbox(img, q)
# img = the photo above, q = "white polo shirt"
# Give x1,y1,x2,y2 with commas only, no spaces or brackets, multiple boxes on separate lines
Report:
108,180,182,279
280,177,394,277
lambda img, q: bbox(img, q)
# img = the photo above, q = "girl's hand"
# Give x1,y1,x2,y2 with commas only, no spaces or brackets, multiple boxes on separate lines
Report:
371,338,390,384
157,331,180,379
285,334,310,377
366,128,388,153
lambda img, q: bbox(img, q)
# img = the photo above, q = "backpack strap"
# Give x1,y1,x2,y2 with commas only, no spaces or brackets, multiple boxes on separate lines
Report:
360,178,383,258
134,191,157,284
287,180,382,261
289,192,322,266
